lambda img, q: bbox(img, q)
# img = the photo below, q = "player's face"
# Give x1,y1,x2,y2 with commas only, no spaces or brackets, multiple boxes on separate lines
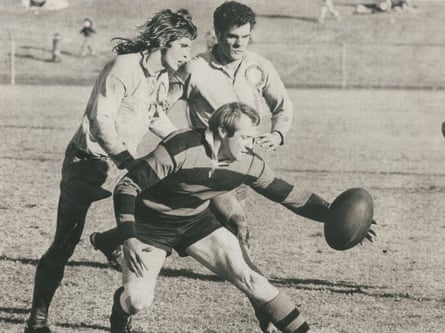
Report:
162,37,193,72
220,114,257,161
216,23,251,62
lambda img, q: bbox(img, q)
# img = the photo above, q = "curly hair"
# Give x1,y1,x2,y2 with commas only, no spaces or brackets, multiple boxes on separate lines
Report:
209,102,260,137
112,9,197,55
213,1,256,34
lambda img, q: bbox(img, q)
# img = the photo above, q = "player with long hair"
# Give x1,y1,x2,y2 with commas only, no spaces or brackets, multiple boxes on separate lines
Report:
24,9,197,333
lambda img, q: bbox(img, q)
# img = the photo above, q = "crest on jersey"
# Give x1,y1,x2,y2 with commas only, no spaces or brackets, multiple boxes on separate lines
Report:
245,65,265,89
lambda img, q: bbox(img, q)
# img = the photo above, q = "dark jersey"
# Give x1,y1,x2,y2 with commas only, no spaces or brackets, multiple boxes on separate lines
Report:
80,26,96,37
114,128,314,239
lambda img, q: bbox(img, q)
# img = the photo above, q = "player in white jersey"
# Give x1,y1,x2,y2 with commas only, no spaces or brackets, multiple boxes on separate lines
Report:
24,10,197,333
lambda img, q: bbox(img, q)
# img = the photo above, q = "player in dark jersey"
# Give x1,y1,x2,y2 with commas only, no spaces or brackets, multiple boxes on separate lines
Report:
108,102,346,333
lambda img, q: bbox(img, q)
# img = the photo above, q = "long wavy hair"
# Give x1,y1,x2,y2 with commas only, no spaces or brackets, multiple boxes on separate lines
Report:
112,9,197,55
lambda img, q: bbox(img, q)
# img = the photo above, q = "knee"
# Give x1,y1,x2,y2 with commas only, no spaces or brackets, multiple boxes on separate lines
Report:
124,286,155,314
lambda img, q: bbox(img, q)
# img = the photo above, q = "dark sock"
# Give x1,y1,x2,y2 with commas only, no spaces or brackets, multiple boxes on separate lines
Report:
28,259,64,327
111,287,129,319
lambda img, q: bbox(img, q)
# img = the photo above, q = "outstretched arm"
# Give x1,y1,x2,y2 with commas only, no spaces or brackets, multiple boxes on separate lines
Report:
248,159,377,242
247,159,329,222
252,177,330,223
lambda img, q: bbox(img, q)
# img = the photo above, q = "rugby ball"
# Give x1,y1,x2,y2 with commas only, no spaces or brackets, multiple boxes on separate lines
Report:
324,188,374,250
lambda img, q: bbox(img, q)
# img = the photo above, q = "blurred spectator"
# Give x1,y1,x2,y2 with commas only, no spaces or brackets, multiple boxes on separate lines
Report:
51,33,62,62
80,18,96,56
319,0,341,23
354,0,414,14
392,0,414,11
30,0,46,7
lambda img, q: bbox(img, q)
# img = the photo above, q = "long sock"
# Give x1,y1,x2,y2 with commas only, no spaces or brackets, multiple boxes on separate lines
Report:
112,287,129,319
259,291,309,333
28,258,65,327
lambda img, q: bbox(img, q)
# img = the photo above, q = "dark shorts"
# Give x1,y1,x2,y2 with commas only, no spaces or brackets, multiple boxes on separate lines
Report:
135,208,222,257
60,143,119,203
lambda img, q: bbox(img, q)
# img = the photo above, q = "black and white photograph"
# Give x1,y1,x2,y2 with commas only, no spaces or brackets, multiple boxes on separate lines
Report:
0,1,444,332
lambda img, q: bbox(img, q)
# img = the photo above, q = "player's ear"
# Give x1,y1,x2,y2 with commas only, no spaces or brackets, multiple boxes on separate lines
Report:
217,126,227,139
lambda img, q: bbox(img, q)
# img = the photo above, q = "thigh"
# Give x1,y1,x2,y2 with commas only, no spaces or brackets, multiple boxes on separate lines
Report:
122,244,167,285
185,228,276,302
122,244,167,293
186,228,245,279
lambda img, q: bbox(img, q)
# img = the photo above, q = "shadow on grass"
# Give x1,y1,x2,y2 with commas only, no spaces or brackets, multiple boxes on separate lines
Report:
14,53,53,62
13,45,77,62
269,276,434,301
0,255,111,270
0,307,108,330
20,45,76,57
0,255,433,301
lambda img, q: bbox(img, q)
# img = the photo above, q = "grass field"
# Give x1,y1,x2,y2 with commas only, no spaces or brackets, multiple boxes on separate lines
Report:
2,0,445,87
0,85,444,333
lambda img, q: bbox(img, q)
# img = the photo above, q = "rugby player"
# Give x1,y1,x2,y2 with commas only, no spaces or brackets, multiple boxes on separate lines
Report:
24,10,197,333
91,3,294,331
93,0,293,265
109,102,328,333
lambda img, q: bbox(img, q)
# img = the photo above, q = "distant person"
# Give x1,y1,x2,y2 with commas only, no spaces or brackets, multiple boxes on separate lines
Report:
51,33,62,62
79,18,96,56
355,0,392,14
318,0,341,23
392,0,415,11
23,9,197,333
30,0,46,7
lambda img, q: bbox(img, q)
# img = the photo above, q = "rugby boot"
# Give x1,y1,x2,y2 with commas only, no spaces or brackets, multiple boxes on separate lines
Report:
90,232,123,271
110,314,133,333
110,287,133,333
24,324,52,333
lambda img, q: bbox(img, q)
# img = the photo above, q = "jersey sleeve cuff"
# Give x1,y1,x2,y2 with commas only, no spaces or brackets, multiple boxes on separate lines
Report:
119,221,137,240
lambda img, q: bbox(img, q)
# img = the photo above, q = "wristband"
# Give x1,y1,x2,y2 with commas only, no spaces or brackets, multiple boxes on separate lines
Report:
119,221,137,240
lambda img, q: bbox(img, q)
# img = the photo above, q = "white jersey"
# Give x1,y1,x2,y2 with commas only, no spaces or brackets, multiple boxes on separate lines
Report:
176,49,293,140
71,52,176,164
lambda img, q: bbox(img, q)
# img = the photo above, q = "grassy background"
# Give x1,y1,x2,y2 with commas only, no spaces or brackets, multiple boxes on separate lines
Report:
1,0,445,87
0,86,444,332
